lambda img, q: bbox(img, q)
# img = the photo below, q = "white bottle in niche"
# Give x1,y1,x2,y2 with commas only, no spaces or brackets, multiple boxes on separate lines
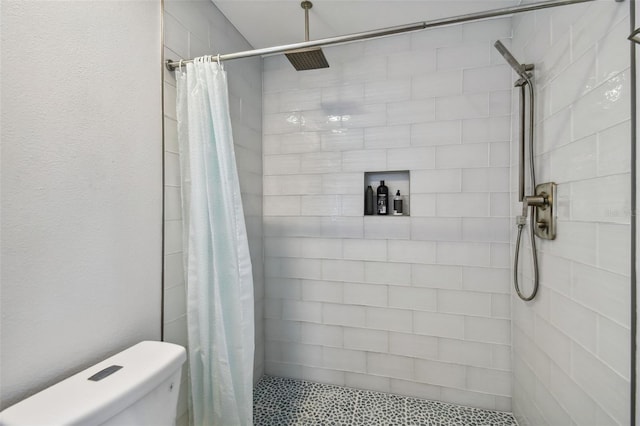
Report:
393,190,403,216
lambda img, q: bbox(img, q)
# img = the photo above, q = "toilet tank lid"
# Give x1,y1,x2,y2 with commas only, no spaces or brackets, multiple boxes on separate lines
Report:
0,341,187,426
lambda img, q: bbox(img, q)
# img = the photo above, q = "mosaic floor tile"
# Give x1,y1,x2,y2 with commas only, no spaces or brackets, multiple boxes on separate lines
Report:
355,390,407,425
253,375,517,426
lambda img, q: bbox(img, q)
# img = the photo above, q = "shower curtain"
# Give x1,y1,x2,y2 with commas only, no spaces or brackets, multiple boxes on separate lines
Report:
176,57,255,426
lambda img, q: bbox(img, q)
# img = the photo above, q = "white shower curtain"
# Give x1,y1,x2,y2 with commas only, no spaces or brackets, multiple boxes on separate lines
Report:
176,57,255,426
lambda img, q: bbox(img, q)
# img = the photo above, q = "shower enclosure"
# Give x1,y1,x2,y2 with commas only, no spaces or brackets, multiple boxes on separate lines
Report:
162,0,634,424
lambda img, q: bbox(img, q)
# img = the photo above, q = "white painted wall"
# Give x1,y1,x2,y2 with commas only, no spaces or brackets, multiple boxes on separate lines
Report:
162,1,264,423
510,2,631,424
1,0,162,410
262,19,514,411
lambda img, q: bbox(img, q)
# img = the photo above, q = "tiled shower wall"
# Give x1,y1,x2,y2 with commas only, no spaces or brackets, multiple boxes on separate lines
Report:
510,1,631,425
162,1,263,424
263,19,515,411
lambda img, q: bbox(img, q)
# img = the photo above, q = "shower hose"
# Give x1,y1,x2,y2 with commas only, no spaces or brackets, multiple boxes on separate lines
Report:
513,81,539,301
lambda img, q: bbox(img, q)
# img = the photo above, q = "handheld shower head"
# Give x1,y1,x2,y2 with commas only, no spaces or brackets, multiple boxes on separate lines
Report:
494,40,533,82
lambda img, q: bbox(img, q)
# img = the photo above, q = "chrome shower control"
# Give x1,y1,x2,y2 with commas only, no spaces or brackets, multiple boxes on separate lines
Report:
532,182,556,240
523,194,547,208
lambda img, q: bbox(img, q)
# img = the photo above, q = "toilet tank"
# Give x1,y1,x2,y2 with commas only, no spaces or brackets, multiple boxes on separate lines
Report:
0,341,187,426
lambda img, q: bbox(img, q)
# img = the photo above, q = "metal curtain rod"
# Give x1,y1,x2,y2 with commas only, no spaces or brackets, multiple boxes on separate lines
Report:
166,0,597,71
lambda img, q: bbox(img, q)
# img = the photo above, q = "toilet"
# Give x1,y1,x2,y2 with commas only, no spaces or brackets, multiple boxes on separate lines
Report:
0,341,187,425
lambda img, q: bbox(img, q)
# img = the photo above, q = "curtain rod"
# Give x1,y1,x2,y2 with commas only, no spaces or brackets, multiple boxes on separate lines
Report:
166,0,608,71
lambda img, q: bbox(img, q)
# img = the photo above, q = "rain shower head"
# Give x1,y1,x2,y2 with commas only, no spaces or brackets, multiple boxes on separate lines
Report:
285,1,330,71
286,47,329,71
494,40,533,81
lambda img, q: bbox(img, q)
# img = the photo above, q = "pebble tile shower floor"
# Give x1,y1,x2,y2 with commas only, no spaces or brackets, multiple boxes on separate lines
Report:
253,376,517,426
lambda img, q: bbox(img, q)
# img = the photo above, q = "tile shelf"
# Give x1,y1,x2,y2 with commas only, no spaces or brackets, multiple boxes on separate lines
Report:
364,170,410,216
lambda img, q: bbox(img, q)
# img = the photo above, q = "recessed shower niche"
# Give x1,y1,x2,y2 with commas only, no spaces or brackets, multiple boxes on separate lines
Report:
364,170,410,216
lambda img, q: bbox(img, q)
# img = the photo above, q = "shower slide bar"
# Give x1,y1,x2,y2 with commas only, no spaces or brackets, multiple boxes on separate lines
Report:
166,0,604,71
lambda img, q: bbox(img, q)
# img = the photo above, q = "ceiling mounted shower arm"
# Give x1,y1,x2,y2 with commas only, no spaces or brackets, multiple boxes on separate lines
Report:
302,1,312,42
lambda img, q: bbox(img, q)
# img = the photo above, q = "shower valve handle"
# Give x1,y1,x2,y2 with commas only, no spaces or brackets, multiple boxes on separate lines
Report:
520,193,549,219
524,194,548,208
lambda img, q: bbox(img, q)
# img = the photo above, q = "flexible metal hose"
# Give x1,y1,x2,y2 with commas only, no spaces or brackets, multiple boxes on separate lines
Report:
514,221,539,300
513,79,539,301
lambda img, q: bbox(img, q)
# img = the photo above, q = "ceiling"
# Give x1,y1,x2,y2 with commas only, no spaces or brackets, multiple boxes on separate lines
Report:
213,0,520,50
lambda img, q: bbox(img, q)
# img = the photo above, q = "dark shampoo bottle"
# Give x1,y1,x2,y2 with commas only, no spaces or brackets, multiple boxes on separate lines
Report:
365,185,374,215
377,180,388,215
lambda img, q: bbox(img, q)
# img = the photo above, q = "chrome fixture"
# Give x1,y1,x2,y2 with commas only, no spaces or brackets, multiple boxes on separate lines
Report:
494,41,534,203
285,1,330,71
531,183,556,240
494,41,557,302
166,0,598,71
494,41,534,85
629,27,640,44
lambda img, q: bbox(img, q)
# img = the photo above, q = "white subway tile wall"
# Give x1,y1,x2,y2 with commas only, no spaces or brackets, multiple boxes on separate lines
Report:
511,2,631,425
263,19,513,411
163,1,263,425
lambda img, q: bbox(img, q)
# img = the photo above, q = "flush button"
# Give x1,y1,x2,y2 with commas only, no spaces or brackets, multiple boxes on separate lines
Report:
88,365,123,381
